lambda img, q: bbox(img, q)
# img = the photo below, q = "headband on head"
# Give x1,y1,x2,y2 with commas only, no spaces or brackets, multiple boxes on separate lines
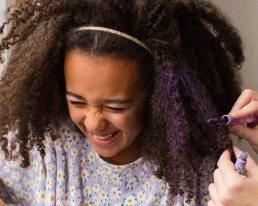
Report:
74,26,152,54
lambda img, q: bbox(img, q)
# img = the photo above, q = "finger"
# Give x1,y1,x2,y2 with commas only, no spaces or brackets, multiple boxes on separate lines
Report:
233,147,258,179
245,157,258,179
230,89,258,113
209,183,221,206
216,150,241,184
229,101,258,119
207,200,216,206
242,156,258,179
233,146,242,157
209,183,216,200
229,124,258,143
212,169,231,206
208,200,220,206
0,199,6,206
217,150,236,172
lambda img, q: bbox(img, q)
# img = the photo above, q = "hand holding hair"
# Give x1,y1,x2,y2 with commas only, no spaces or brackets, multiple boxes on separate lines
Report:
208,147,258,206
228,89,258,153
0,199,5,206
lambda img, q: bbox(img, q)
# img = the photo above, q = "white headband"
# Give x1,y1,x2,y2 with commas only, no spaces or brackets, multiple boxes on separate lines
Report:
74,26,152,54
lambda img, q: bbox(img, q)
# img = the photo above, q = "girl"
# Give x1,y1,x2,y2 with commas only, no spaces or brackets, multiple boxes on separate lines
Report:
0,0,243,205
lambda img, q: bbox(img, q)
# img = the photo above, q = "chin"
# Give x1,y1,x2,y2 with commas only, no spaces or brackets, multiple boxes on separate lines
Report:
94,148,118,159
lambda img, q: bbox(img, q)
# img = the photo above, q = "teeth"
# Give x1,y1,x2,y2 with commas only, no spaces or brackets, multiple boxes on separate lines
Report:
93,133,114,140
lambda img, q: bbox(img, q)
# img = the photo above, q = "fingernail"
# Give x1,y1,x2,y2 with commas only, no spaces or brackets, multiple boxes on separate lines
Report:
233,147,242,157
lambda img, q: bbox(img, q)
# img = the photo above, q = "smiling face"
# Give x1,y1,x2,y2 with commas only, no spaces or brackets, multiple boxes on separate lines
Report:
64,50,148,165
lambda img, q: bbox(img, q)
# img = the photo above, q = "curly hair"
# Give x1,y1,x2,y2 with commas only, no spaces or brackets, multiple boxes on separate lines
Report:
0,0,243,202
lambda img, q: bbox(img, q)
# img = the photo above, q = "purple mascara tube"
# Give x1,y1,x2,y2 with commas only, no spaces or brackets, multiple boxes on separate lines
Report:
222,114,258,125
234,152,248,174
207,114,258,126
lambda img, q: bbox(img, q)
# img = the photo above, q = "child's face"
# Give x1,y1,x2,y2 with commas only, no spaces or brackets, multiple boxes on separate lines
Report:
64,50,148,165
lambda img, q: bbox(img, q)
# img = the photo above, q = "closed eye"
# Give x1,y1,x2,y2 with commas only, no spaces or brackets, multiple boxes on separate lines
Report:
68,101,86,106
106,107,125,112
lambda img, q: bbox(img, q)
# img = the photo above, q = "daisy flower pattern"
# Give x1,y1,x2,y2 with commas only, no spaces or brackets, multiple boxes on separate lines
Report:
110,187,121,200
0,118,215,205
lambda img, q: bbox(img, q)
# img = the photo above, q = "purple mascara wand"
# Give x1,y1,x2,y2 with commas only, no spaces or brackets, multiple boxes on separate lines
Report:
235,151,248,174
206,117,226,125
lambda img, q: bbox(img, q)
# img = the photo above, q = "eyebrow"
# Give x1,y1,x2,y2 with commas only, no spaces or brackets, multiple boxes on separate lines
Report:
66,91,84,100
66,91,132,104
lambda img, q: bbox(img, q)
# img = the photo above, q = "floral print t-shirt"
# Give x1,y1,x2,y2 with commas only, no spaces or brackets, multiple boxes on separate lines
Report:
0,119,215,205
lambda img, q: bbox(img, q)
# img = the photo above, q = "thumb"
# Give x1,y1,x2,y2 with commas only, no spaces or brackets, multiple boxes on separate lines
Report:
245,155,258,180
229,124,255,142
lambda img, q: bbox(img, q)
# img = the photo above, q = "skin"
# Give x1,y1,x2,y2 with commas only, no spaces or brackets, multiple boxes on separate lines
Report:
208,89,258,206
64,50,148,165
0,51,147,205
0,199,5,206
228,89,258,153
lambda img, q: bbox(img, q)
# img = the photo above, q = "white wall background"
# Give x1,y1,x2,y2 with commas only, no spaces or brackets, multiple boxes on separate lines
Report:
0,0,11,74
212,0,258,91
0,1,257,161
0,2,6,74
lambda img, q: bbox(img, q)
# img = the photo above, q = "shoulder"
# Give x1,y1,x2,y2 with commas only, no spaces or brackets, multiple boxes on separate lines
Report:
40,118,88,163
43,117,84,147
45,117,82,139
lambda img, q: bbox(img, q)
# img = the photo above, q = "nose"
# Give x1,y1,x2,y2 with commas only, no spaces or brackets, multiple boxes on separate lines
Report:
83,108,107,132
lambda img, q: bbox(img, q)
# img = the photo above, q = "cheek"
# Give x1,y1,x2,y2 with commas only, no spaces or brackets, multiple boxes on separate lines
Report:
116,111,145,133
67,106,83,124
125,105,146,126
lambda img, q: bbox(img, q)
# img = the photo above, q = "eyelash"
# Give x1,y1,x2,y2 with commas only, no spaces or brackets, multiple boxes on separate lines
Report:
106,107,125,111
68,101,125,111
69,101,86,105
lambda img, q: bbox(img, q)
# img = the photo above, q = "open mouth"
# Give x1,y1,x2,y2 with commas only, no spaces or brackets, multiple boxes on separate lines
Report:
92,131,119,140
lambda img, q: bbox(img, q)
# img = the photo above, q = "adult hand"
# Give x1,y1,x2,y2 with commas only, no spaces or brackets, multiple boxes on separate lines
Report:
228,89,258,153
0,199,5,206
208,147,258,206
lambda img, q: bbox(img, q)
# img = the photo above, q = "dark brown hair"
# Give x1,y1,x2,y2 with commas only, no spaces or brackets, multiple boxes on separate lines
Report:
0,0,244,202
